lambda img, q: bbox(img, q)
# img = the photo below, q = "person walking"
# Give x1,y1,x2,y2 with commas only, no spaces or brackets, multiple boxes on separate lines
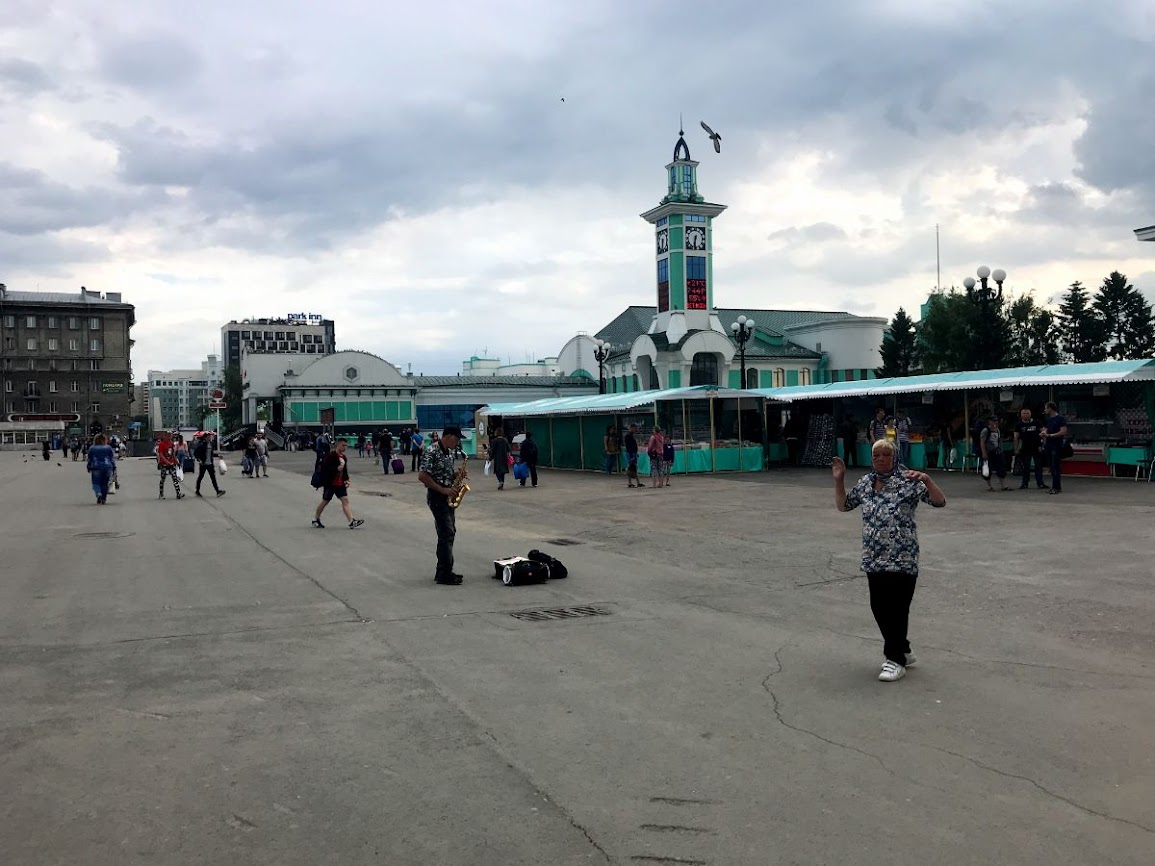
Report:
623,423,642,489
895,410,911,467
156,435,184,500
418,425,465,585
86,433,116,505
409,429,423,473
42,439,51,462
400,427,412,456
518,430,539,487
980,416,1012,491
1041,401,1068,495
603,425,620,474
1014,407,1048,489
646,426,667,488
832,439,946,682
311,439,364,529
242,436,259,478
255,432,270,477
355,433,366,458
662,437,675,486
380,429,394,475
193,432,226,498
838,415,859,468
489,426,511,491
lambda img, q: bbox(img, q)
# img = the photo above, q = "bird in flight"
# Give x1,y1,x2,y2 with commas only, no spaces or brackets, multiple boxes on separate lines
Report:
700,121,721,153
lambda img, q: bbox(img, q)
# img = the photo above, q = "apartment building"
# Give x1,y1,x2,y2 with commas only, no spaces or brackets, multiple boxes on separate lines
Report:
221,316,336,368
147,354,222,430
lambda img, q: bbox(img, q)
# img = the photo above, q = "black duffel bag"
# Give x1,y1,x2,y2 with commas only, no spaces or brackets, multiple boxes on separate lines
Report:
527,549,568,579
493,556,551,586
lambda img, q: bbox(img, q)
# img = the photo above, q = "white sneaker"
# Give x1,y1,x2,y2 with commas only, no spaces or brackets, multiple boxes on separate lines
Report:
878,661,906,682
904,654,917,668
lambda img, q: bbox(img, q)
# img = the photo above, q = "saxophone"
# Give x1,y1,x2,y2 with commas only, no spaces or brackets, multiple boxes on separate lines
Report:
448,453,470,509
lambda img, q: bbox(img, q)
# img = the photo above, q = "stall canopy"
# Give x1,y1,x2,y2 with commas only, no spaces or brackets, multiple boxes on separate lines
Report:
480,385,773,418
751,359,1155,402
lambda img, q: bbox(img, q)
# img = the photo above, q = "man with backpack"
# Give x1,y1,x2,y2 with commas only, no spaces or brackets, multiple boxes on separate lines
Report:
194,432,226,498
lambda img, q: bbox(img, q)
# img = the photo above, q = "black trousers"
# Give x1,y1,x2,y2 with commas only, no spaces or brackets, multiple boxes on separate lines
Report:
842,438,857,467
1018,449,1045,487
196,462,220,493
519,461,538,486
867,572,917,665
427,491,456,578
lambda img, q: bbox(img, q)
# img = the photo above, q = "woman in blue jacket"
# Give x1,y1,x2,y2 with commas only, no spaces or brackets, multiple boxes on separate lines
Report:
85,433,117,505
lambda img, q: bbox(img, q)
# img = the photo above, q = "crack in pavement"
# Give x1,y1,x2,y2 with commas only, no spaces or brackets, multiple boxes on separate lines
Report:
923,744,1154,835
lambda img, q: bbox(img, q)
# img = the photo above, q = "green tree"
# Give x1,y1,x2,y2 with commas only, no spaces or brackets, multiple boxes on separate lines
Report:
877,307,918,377
1092,271,1155,360
222,364,243,431
1057,281,1107,363
917,288,1001,373
1005,294,1061,367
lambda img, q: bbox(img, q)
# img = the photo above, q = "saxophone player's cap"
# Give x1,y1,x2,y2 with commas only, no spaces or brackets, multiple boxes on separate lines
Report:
442,425,464,438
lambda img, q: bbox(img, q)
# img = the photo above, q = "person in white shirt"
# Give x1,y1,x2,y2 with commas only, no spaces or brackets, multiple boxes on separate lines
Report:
255,433,270,477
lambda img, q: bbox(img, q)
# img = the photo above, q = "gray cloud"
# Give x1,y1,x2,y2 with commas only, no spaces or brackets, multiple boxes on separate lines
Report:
99,33,203,89
0,58,55,96
768,223,848,244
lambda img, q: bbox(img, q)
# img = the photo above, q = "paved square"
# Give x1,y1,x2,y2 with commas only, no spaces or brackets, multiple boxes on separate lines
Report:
1,452,1152,865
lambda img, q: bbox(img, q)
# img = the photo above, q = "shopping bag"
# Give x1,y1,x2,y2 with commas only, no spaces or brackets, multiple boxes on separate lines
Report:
484,460,493,477
176,465,184,482
507,454,515,469
513,461,530,481
218,458,228,475
981,460,990,479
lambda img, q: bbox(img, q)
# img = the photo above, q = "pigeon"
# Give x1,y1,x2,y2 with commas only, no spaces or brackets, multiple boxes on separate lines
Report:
700,120,721,153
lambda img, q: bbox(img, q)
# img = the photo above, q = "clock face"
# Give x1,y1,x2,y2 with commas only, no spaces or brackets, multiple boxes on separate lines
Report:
685,226,706,250
656,228,669,254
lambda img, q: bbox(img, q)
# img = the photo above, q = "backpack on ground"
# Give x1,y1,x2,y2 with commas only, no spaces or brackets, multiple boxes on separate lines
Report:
527,549,568,579
493,556,551,586
391,458,405,475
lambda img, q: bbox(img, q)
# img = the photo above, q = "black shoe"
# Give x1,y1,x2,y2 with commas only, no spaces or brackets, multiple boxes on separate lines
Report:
434,575,463,585
451,573,465,581
311,518,325,528
1048,488,1061,495
1037,483,1050,489
216,490,226,497
195,491,203,497
176,493,185,500
349,519,364,529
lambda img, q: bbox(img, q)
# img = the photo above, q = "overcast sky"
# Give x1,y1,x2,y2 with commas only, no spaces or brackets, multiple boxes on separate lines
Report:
2,0,1154,376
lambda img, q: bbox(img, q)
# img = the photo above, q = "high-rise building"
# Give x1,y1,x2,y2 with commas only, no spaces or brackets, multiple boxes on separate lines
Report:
147,354,222,430
0,285,135,435
221,316,336,368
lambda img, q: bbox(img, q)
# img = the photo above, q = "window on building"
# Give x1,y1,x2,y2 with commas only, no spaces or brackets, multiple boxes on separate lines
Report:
3,336,13,349
773,368,785,388
26,381,39,395
90,338,101,352
90,360,101,370
264,331,274,340
690,353,719,386
4,400,13,413
26,338,37,350
71,381,79,392
48,380,57,393
68,317,80,329
90,402,100,413
47,316,57,328
800,368,810,386
686,256,706,280
681,164,693,191
746,368,758,389
25,315,37,327
48,359,56,371
1,358,9,370
241,331,251,339
71,401,79,412
2,314,13,327
26,358,34,370
68,338,78,351
48,338,58,351
686,214,706,223
656,217,668,227
649,367,659,390
88,317,100,329
3,381,11,392
49,401,58,412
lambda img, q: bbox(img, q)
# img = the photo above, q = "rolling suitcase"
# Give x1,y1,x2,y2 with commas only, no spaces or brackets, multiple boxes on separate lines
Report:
391,458,405,475
183,457,196,473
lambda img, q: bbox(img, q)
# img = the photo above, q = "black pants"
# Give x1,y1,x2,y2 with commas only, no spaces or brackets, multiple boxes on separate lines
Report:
411,447,421,472
867,572,917,665
1018,449,1045,487
842,438,857,467
196,462,220,493
1046,447,1063,491
519,462,538,486
158,465,182,497
427,491,456,578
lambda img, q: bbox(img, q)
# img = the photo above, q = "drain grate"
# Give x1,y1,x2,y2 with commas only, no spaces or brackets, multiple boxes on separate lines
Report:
73,531,135,539
510,605,611,622
545,538,582,546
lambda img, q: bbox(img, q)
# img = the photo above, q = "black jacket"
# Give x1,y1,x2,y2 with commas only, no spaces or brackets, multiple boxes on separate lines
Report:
520,439,539,464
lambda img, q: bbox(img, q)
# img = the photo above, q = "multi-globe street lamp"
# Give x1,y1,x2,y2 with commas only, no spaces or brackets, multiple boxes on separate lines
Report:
963,266,1007,306
593,338,612,395
730,315,755,387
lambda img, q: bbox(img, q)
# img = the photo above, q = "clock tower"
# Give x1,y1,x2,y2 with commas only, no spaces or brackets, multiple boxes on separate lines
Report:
640,128,727,339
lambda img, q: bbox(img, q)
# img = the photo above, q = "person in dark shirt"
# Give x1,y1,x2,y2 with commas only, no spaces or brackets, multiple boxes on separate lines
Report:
1013,407,1047,489
623,424,641,489
312,439,364,529
489,427,511,491
518,430,539,488
1040,401,1068,495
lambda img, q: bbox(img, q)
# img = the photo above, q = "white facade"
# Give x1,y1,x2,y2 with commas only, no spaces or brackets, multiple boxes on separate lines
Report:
783,318,886,375
461,356,562,377
147,354,222,430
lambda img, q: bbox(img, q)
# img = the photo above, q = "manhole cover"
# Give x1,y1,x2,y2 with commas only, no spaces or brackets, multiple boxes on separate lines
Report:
510,605,611,622
73,531,135,539
545,538,582,546
361,491,392,497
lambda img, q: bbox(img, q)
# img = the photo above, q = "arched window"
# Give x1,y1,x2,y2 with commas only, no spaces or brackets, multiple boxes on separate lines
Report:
799,368,810,386
773,368,786,388
611,376,618,394
745,368,758,389
649,367,659,390
690,353,719,386
633,374,640,392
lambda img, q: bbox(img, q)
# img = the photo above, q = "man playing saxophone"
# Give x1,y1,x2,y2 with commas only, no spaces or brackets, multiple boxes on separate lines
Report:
418,424,466,586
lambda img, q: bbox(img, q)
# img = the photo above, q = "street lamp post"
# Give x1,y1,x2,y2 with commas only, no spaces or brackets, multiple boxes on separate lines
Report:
730,315,755,387
963,265,1007,368
593,338,612,395
963,266,1006,305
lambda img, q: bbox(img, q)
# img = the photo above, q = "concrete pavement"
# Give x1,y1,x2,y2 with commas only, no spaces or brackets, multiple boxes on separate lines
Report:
1,450,1152,865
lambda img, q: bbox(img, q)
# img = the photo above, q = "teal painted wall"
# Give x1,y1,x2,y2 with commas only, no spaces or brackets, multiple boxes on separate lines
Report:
287,400,414,425
760,369,774,388
668,370,682,388
786,370,799,387
669,215,683,227
728,369,741,389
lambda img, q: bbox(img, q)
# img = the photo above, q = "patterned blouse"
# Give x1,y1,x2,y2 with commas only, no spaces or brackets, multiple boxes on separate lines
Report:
420,444,459,488
843,470,945,576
